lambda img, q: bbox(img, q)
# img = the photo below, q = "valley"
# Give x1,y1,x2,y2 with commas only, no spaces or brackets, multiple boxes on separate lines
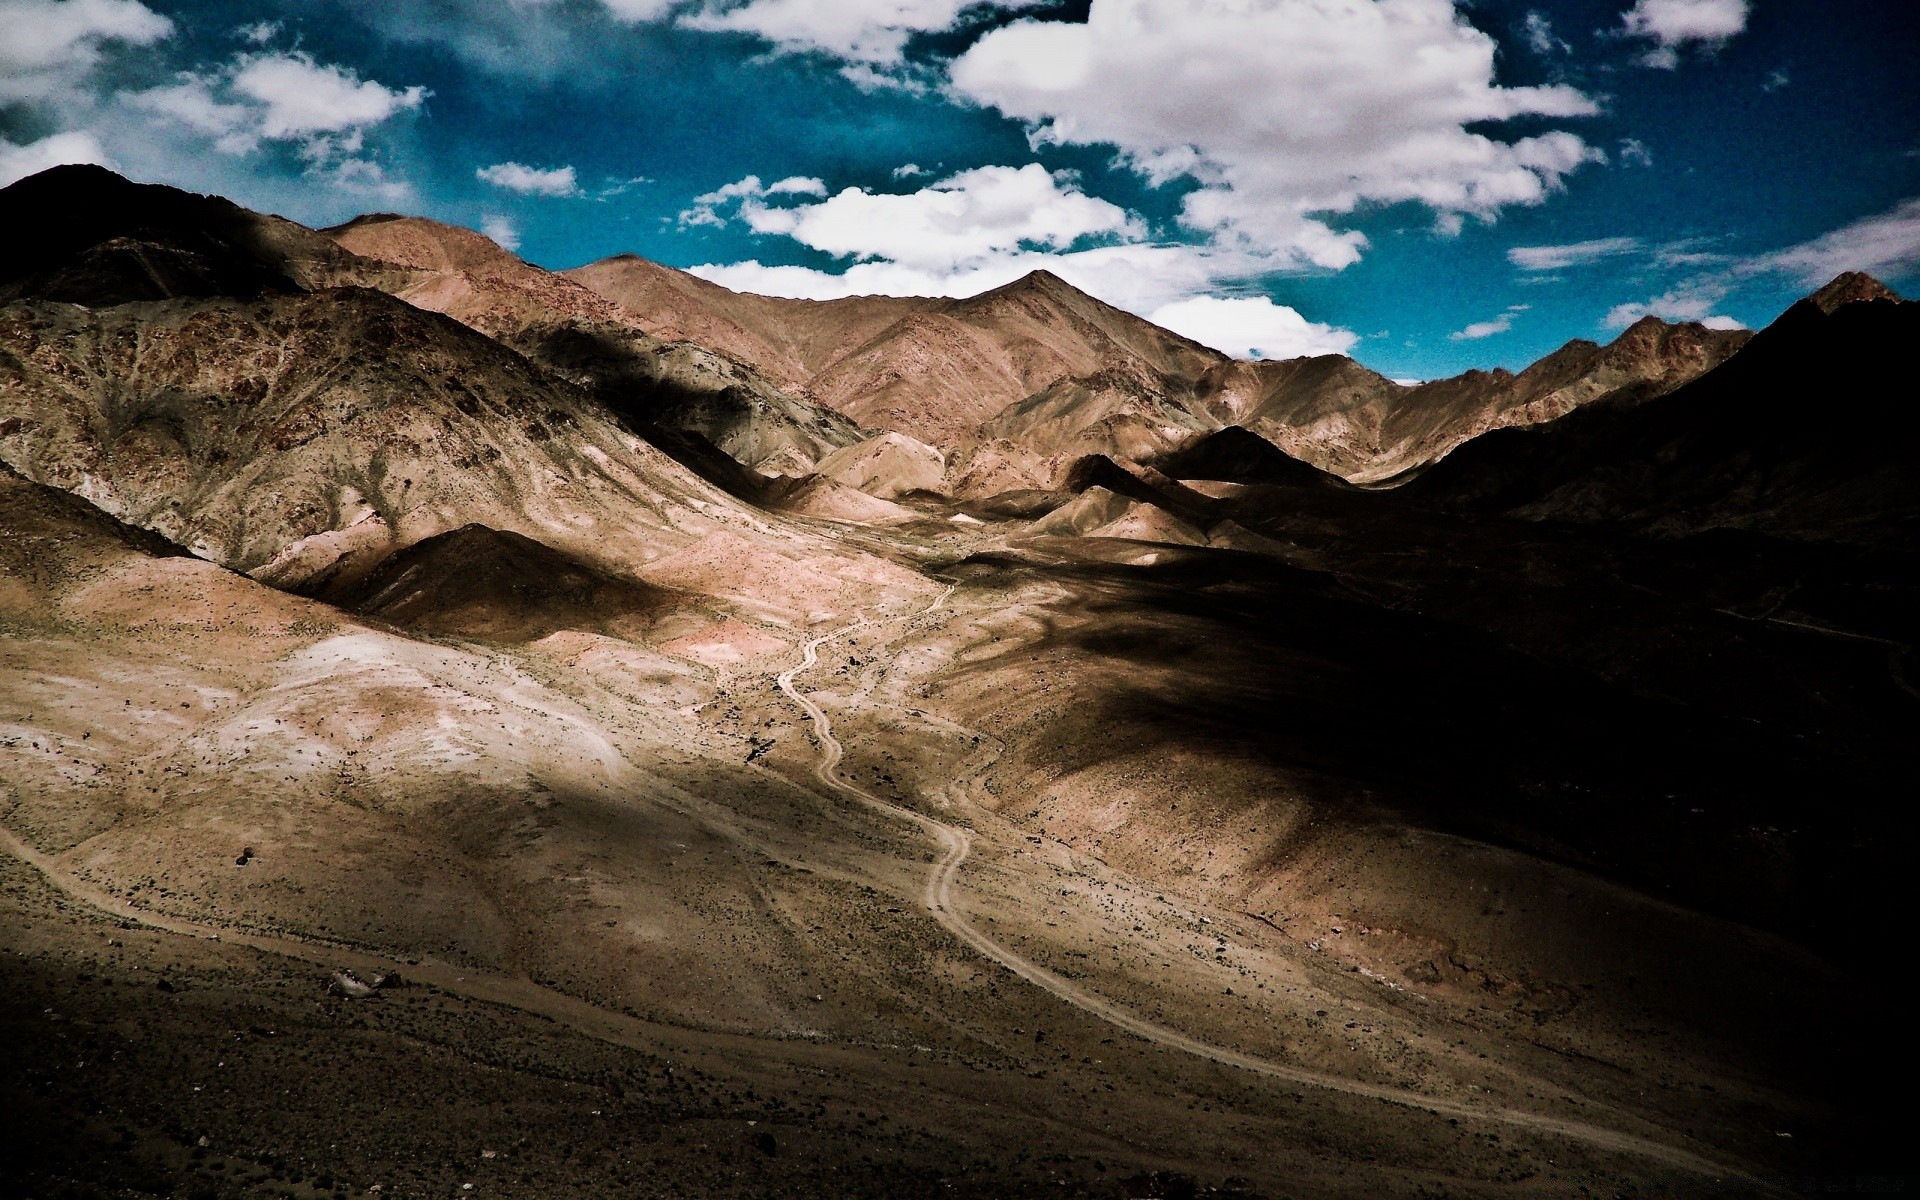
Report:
2,166,1914,1199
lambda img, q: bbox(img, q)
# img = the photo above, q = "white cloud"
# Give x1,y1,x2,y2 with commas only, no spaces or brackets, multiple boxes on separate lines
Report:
689,236,1216,307
1523,11,1569,55
1603,282,1738,329
1602,195,1920,329
1508,236,1642,271
678,0,1042,67
481,214,522,251
678,173,823,227
892,163,929,179
130,76,257,153
1147,296,1359,360
1753,197,1920,286
1762,67,1789,93
0,0,172,100
949,0,1602,270
601,0,681,20
1620,0,1749,68
125,52,426,200
1450,303,1529,340
231,52,427,139
477,161,581,196
0,130,114,186
685,164,1143,273
236,20,280,45
1618,137,1654,168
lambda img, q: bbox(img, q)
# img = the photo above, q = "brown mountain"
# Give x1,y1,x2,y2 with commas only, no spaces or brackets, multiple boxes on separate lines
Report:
568,259,1223,451
325,215,866,474
0,169,929,623
568,251,1746,492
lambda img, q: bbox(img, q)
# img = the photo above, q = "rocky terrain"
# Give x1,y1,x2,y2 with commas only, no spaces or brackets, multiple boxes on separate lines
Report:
566,251,1750,489
3,167,1914,1199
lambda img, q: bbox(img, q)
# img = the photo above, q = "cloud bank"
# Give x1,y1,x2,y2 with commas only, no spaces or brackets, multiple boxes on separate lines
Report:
949,0,1601,268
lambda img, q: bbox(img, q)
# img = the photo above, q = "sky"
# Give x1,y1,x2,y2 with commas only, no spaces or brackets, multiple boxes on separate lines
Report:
2,0,1917,380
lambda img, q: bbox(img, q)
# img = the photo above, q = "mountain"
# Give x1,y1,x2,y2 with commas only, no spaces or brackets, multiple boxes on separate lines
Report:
1151,424,1349,488
568,259,1223,452
1399,275,1916,549
334,523,669,642
325,215,867,474
1192,318,1751,482
0,163,397,305
568,251,1747,493
6,166,1913,1197
0,169,930,623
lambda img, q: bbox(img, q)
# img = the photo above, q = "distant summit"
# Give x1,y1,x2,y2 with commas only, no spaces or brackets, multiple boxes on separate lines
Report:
1804,271,1904,314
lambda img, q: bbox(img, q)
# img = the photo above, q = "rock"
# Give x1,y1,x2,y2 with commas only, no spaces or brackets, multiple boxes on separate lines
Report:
329,971,375,999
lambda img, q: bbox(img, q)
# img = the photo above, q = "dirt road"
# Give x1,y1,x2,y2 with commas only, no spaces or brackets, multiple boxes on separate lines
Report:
775,589,1771,1186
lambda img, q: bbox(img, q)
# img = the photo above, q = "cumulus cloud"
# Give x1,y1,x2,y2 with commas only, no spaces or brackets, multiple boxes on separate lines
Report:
477,161,581,196
1147,296,1359,360
679,162,1358,359
230,52,427,139
0,130,114,186
1619,0,1750,68
0,0,172,100
1507,236,1643,272
679,0,1042,68
682,164,1143,273
678,173,824,226
1450,303,1529,340
949,0,1601,269
126,52,426,200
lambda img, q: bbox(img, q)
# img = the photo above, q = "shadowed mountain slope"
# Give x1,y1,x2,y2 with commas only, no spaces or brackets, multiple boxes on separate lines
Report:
333,523,669,642
0,164,396,305
1195,318,1750,481
1399,275,1917,549
1152,424,1347,487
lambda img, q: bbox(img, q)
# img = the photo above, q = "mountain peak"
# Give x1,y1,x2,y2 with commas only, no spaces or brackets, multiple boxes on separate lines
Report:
1805,271,1903,314
995,268,1081,300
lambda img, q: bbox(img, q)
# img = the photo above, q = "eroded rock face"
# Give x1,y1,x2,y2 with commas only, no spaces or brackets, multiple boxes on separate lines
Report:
0,288,733,586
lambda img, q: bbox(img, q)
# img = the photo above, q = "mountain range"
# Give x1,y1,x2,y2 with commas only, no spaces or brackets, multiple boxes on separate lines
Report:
2,165,1914,1199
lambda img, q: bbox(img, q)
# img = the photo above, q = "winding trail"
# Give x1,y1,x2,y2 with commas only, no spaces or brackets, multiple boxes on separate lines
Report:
777,587,1769,1187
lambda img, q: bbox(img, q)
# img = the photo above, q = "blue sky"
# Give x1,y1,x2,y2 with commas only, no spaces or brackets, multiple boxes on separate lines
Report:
2,0,1916,379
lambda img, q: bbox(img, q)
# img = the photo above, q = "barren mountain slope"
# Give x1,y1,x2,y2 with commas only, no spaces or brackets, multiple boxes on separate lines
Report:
564,253,924,390
326,215,866,472
1399,275,1917,547
569,260,1230,450
567,251,1750,487
0,286,928,620
0,465,932,1040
